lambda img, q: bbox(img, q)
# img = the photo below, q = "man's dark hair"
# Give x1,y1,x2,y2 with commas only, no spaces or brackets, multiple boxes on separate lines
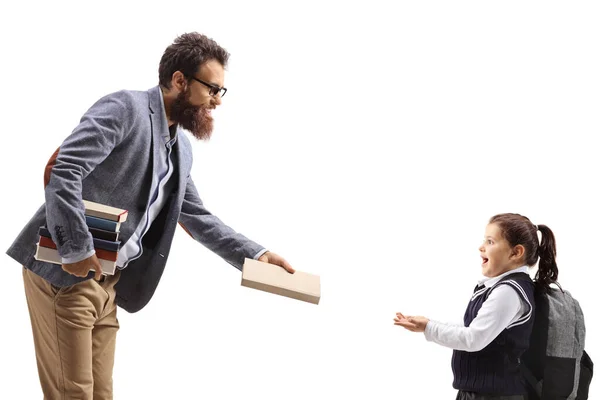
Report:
159,32,229,89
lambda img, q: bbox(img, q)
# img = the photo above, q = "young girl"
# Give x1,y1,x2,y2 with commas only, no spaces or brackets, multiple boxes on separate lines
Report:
394,213,559,400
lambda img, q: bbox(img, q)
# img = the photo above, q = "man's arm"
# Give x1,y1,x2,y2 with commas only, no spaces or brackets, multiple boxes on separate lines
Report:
178,175,267,270
45,91,136,274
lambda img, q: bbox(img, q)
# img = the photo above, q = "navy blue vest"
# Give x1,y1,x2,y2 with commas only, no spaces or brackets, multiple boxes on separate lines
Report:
451,272,535,395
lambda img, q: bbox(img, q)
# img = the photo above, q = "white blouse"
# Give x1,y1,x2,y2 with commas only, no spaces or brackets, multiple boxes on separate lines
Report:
423,266,532,352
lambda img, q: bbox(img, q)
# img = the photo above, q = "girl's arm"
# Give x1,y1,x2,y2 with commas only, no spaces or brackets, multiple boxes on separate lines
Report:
423,285,526,352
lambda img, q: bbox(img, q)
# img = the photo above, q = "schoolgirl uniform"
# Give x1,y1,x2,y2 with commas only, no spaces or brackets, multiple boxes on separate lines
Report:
424,266,535,400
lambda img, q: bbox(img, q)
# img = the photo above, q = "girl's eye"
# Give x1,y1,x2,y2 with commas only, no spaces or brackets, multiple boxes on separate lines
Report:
487,240,493,245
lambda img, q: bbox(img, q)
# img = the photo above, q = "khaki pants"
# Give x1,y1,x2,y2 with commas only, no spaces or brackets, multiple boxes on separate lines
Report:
23,267,121,400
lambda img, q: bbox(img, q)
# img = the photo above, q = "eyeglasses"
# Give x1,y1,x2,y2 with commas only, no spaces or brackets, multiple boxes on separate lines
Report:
189,76,227,98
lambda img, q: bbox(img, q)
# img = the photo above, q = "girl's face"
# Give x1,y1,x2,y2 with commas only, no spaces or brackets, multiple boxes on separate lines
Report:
479,223,523,277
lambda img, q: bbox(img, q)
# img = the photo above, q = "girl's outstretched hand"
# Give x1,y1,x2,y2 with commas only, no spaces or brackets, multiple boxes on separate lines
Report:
394,312,429,333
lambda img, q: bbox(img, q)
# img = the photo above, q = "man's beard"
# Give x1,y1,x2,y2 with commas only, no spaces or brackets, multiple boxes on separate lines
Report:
170,88,214,140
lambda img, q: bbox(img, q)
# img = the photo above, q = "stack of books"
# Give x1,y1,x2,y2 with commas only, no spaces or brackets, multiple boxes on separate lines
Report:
34,200,128,275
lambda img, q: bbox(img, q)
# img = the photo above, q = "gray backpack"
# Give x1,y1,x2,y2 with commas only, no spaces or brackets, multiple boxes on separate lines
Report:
519,279,594,399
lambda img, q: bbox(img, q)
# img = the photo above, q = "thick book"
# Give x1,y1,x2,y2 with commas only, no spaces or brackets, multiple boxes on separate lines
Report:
38,227,121,252
85,215,121,232
82,200,128,223
34,243,116,275
89,227,119,242
39,236,118,262
241,258,320,305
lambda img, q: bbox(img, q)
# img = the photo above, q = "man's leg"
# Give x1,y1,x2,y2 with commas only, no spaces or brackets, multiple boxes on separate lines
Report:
92,272,120,400
22,267,119,399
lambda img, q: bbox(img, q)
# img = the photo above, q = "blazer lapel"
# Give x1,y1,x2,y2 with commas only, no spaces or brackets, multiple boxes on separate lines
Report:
146,86,170,203
147,86,192,200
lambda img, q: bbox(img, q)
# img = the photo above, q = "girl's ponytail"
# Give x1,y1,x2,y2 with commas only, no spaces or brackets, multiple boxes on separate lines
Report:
535,224,559,292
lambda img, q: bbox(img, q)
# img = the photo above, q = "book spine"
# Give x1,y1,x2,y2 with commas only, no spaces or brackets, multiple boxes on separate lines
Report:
39,227,51,238
94,248,118,262
89,227,119,242
39,218,121,238
85,209,128,223
85,216,120,232
93,237,121,252
85,209,120,222
38,236,56,249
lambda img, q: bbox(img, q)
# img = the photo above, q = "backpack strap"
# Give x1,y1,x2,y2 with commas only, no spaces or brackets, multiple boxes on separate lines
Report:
490,272,534,329
506,272,542,397
520,362,543,399
577,350,594,399
497,271,531,283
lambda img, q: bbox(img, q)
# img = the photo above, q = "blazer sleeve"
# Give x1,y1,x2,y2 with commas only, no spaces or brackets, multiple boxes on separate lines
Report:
44,90,137,263
178,174,266,270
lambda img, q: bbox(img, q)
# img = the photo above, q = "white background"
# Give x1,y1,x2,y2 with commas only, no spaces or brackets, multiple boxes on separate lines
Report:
0,1,598,399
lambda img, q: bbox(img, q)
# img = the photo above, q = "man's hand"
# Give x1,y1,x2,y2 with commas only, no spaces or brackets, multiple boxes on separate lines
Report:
393,312,429,333
62,254,103,280
258,251,295,274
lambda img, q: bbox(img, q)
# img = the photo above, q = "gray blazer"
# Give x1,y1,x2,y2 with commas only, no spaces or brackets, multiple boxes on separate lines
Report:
7,86,264,313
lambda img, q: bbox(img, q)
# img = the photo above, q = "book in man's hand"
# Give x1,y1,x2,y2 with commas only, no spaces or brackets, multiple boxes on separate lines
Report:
82,200,128,223
32,199,128,276
241,258,321,304
34,244,117,275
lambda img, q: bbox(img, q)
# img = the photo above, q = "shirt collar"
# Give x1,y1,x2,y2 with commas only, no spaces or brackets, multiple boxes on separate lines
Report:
478,265,529,288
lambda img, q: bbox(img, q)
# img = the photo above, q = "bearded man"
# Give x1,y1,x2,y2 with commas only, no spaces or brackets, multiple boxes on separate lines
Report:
7,32,294,400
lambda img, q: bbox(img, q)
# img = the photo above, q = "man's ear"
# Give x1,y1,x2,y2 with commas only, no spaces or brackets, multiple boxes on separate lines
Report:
171,71,187,91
